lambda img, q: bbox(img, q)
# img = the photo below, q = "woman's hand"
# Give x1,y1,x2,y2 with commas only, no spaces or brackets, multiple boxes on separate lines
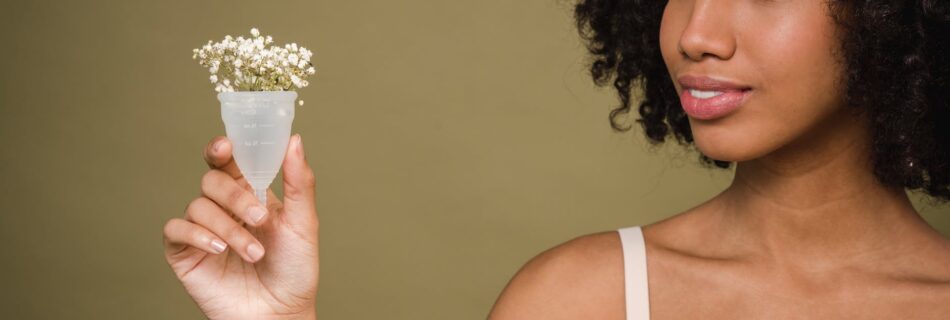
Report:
163,134,319,320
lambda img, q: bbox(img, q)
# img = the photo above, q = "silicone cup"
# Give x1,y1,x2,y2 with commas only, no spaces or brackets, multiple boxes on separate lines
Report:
218,91,297,205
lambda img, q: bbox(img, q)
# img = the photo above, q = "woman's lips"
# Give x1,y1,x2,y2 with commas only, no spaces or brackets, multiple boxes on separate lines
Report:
679,88,751,120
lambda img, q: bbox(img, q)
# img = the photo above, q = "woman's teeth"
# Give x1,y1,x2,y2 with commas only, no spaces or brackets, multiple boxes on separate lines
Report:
688,89,724,99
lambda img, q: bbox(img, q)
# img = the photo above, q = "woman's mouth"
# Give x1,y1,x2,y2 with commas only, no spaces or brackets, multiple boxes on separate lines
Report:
676,75,753,120
679,88,751,120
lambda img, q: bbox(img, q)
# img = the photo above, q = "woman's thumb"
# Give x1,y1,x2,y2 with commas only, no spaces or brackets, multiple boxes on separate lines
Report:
281,134,317,224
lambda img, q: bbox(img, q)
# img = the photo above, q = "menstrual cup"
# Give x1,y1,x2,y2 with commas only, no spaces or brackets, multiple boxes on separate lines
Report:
218,91,297,205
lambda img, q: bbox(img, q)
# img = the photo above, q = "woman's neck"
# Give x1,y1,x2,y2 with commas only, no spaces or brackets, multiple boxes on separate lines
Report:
709,111,937,272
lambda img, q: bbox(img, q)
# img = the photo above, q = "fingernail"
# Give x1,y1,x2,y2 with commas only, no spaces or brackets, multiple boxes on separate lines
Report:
210,239,227,253
213,140,224,152
248,205,267,224
247,243,265,262
295,134,304,157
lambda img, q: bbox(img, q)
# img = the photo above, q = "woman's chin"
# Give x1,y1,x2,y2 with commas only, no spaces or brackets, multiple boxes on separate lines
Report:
692,135,770,163
688,116,786,163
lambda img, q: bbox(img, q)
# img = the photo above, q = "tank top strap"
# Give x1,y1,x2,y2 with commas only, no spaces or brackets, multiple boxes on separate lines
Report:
617,225,651,320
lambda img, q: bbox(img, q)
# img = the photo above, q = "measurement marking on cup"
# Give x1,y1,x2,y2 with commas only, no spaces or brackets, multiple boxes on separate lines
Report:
242,123,275,129
243,140,276,146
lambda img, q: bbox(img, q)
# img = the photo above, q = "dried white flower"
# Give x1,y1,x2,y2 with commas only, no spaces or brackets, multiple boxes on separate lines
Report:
193,27,316,106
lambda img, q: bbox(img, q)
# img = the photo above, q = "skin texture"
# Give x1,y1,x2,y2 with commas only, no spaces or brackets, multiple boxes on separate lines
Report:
489,0,950,319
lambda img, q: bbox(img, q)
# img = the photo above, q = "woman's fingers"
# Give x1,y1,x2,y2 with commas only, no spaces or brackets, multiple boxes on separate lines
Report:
203,136,247,186
201,169,269,226
163,217,228,256
185,197,266,263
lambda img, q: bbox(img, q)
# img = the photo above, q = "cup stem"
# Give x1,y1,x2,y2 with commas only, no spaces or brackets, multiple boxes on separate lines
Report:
255,188,267,206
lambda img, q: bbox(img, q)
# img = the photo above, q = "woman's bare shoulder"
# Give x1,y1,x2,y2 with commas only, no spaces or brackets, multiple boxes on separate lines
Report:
487,230,626,320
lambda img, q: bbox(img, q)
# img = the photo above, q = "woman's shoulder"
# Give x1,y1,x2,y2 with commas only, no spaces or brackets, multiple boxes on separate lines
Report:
487,229,627,319
486,209,734,319
486,207,737,319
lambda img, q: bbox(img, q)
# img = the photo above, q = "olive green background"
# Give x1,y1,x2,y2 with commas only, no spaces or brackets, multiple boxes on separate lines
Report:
0,0,947,319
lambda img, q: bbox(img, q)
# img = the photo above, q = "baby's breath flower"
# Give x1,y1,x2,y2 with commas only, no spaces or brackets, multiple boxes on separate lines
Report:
192,27,316,105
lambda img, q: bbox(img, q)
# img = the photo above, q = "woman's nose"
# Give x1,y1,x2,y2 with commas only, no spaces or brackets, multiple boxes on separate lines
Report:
678,1,737,61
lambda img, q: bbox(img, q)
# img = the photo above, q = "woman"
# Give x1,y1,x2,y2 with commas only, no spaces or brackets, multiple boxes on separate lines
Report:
163,0,950,319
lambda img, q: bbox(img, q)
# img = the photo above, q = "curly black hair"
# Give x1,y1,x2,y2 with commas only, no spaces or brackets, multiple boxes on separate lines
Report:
574,0,950,201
